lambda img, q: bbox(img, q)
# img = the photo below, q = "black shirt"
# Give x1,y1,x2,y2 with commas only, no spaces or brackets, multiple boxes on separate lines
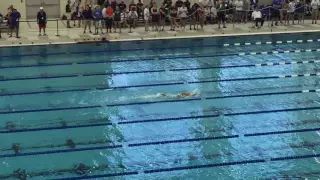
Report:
37,11,47,24
66,4,71,13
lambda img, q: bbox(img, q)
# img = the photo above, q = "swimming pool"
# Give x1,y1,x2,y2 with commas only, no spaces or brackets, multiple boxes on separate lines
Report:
0,32,320,180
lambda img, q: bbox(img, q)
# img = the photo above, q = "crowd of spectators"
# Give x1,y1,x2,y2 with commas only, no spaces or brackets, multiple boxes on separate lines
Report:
0,0,319,38
63,0,317,33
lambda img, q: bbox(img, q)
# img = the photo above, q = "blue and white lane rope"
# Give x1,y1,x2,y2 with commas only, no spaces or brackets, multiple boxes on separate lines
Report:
223,39,320,47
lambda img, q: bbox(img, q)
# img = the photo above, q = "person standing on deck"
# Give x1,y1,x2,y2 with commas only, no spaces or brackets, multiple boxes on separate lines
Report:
37,7,47,36
66,0,73,28
83,5,93,33
9,8,20,38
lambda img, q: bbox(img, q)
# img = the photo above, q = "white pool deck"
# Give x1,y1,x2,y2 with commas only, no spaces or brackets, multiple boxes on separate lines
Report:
0,20,319,47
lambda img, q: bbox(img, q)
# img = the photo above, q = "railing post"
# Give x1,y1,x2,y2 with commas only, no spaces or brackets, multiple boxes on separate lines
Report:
233,7,235,28
56,19,60,36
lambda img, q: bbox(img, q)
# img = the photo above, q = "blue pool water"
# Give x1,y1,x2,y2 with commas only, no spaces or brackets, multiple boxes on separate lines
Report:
0,32,320,180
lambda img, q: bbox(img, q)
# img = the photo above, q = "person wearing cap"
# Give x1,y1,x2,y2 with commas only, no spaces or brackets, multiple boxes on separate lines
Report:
37,7,47,36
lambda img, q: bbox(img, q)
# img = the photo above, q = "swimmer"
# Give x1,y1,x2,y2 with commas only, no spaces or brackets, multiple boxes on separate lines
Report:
13,168,27,180
75,163,89,175
11,144,20,154
60,121,67,127
5,121,16,130
65,139,76,149
143,89,200,99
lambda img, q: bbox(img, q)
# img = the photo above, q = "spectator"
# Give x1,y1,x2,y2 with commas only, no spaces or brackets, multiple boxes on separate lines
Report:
0,13,3,38
111,0,118,10
66,0,72,28
74,3,83,28
217,0,227,28
176,0,184,8
234,0,244,22
144,5,150,31
184,0,191,10
151,3,159,31
137,0,144,18
103,4,114,33
287,0,295,24
159,4,166,31
311,0,319,24
243,0,249,22
119,1,127,12
114,5,122,33
282,0,289,25
170,6,178,31
205,4,217,24
128,6,138,32
189,3,199,30
198,5,205,30
178,3,188,31
295,1,304,23
93,5,104,34
271,0,283,26
9,8,20,38
252,6,264,28
37,7,47,36
83,5,92,33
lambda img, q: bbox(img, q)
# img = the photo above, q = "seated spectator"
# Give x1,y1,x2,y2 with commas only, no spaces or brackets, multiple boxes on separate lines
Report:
252,7,264,28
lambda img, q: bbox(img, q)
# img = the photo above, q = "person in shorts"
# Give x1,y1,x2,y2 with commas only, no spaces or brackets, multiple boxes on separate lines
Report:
178,3,188,31
217,0,227,28
159,4,166,31
37,7,47,36
144,5,151,31
151,3,159,31
66,0,72,28
93,5,103,34
170,6,178,31
114,5,122,33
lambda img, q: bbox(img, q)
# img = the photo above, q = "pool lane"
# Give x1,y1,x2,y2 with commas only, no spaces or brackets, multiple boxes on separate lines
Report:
1,37,320,180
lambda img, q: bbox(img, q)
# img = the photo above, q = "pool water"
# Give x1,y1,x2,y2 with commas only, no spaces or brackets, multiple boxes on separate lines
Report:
0,32,320,180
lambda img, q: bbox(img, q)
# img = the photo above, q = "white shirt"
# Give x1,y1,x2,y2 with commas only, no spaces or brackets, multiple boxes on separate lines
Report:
205,7,217,16
102,8,107,17
251,10,262,20
234,0,244,11
288,2,295,12
144,8,150,21
311,0,320,9
128,11,138,18
178,7,188,18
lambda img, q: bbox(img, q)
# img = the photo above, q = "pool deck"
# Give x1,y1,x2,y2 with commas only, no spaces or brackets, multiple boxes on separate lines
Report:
0,20,319,46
